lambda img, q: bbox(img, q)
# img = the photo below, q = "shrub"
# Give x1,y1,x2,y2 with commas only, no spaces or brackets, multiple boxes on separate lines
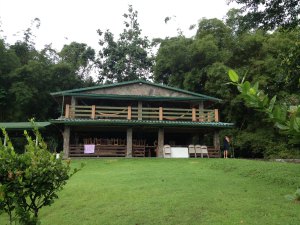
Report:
0,124,82,225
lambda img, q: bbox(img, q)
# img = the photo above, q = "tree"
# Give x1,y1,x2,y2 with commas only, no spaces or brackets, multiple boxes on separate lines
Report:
59,42,96,79
97,5,153,83
228,0,300,30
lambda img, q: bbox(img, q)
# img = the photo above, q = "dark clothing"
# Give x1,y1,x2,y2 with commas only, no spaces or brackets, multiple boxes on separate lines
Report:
223,138,230,150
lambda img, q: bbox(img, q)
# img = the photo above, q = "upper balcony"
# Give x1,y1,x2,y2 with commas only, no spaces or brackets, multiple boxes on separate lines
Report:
64,104,219,122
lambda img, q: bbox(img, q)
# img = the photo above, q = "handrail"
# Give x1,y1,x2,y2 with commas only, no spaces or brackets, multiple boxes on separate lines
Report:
65,105,218,122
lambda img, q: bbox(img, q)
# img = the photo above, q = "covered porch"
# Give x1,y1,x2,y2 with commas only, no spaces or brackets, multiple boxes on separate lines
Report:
55,119,233,158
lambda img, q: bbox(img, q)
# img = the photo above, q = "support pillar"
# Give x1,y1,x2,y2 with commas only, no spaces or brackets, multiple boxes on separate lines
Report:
213,130,220,150
63,126,70,159
126,128,133,157
157,128,164,157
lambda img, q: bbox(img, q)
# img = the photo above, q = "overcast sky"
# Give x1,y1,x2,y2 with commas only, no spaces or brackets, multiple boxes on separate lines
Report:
0,0,238,51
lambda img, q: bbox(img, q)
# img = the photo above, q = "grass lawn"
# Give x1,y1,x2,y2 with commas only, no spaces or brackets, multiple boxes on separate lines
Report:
1,158,300,225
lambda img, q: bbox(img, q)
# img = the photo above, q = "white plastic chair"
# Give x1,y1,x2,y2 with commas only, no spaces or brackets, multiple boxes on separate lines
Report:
195,145,202,158
201,145,209,158
188,145,196,158
163,145,171,158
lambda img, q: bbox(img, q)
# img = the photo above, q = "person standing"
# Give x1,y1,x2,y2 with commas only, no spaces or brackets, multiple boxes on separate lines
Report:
223,136,230,158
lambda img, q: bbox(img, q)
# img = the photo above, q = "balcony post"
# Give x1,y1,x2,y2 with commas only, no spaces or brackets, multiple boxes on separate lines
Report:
192,108,196,122
127,106,132,120
159,107,163,121
65,104,70,118
199,102,204,122
91,105,96,119
214,109,219,122
138,101,142,120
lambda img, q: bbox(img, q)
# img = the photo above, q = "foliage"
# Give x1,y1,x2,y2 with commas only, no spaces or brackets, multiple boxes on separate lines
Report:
0,123,82,225
228,69,300,144
0,23,96,122
59,42,95,79
228,0,300,30
97,5,154,83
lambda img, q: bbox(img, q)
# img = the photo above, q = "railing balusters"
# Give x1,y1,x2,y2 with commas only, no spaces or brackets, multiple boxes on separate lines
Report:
68,105,218,122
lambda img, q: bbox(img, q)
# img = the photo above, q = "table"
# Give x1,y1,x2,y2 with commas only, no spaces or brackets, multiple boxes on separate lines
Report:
170,147,189,158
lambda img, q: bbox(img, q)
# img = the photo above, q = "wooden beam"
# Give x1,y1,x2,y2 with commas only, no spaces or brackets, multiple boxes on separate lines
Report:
214,109,219,122
159,107,163,121
65,104,70,118
192,108,196,122
127,106,132,120
91,105,96,119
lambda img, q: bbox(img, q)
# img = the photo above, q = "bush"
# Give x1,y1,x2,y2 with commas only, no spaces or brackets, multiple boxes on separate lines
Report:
0,124,82,225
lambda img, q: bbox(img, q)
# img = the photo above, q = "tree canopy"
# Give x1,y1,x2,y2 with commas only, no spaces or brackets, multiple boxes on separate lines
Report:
229,0,300,30
97,5,153,83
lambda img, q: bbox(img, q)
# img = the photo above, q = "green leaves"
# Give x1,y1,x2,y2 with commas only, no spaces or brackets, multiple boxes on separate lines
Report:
0,123,82,224
97,5,153,82
228,69,300,144
228,69,239,83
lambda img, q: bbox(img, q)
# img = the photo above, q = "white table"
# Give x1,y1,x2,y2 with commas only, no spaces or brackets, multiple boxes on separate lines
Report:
170,147,189,158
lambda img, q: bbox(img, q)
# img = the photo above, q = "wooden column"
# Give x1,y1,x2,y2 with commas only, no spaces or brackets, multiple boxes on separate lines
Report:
213,130,220,151
199,101,204,122
192,108,196,122
157,128,164,157
126,128,133,157
70,96,76,118
159,107,163,121
65,104,70,118
63,126,70,159
138,101,142,120
91,105,96,119
214,109,219,122
127,106,132,120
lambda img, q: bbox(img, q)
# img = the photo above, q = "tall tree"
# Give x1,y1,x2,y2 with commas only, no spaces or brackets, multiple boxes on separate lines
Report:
97,5,153,83
228,0,300,30
59,42,95,79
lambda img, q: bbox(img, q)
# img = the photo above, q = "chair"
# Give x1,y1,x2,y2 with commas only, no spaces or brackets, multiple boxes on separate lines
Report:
163,145,171,158
188,145,196,158
201,145,209,158
195,145,202,158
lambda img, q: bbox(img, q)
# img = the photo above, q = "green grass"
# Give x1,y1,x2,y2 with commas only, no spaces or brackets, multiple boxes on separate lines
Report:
1,159,300,225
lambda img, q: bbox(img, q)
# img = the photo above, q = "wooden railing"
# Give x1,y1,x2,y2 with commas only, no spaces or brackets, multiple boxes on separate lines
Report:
64,105,219,122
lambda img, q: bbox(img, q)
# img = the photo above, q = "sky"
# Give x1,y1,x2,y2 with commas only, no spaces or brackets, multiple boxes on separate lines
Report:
0,0,238,52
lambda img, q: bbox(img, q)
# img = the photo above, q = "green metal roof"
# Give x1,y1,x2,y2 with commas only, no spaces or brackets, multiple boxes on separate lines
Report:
51,80,221,102
0,122,51,130
50,118,234,128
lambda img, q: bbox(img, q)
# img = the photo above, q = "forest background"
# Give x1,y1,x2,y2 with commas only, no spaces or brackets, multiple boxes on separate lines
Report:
0,1,299,158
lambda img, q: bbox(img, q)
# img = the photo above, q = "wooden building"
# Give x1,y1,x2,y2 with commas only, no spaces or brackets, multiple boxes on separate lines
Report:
50,80,233,158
